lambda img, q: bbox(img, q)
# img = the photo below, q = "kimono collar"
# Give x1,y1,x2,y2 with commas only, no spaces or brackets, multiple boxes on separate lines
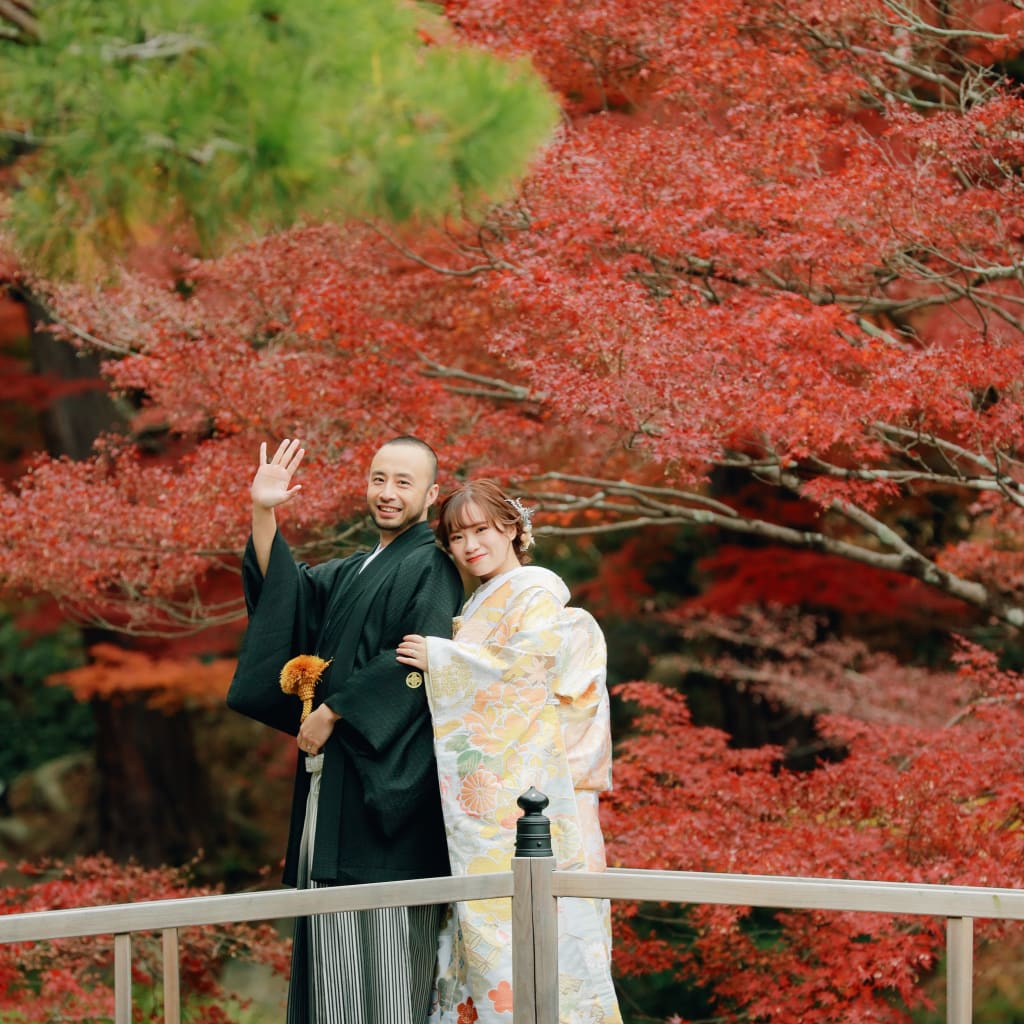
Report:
463,565,570,618
362,520,438,570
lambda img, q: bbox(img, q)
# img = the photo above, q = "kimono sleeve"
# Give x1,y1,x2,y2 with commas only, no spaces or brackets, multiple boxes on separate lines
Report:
226,530,334,735
553,608,613,793
425,586,563,704
427,590,613,795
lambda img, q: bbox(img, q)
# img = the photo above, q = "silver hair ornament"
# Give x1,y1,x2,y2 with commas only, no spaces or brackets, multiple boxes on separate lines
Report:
506,496,536,548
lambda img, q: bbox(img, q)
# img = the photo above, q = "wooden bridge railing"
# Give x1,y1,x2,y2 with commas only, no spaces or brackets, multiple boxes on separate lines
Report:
2,787,1024,1023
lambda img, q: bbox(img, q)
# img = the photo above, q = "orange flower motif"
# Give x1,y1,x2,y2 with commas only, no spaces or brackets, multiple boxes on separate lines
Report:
491,612,524,647
457,996,479,1023
489,979,514,1014
458,767,501,816
461,681,549,753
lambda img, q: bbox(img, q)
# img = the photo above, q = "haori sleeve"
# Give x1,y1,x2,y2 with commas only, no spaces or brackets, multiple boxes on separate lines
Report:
226,531,332,734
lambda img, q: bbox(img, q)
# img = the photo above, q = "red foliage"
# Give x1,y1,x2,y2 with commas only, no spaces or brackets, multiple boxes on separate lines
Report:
1,0,1022,630
48,643,236,708
3,3,1024,1019
603,678,1024,1022
690,545,971,627
0,856,290,1023
661,605,971,727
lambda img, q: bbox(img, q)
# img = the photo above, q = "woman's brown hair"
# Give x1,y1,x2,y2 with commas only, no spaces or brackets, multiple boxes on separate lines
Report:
435,479,533,564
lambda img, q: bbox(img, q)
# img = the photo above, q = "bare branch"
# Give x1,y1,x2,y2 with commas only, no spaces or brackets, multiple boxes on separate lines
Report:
799,455,1024,505
364,222,515,277
38,306,135,355
416,355,534,401
523,476,1024,628
535,471,741,517
0,0,40,44
101,33,207,62
881,0,1009,40
871,423,1003,476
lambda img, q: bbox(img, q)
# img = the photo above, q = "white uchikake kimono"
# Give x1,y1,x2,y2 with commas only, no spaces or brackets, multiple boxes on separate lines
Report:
423,565,622,1024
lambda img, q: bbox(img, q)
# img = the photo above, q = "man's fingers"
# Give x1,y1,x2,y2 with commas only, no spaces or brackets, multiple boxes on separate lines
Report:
276,439,303,469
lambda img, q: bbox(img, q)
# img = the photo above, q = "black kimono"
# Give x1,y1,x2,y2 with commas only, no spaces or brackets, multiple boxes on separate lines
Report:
227,520,463,887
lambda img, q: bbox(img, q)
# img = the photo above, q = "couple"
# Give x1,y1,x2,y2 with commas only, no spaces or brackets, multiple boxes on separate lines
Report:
227,436,622,1024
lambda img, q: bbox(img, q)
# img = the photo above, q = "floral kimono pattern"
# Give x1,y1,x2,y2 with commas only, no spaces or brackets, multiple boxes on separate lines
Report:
424,566,622,1024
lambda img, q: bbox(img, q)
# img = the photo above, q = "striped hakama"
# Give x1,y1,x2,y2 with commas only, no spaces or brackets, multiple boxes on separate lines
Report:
287,754,443,1024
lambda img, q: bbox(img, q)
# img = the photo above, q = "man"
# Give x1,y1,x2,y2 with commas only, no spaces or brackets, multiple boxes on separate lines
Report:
227,435,463,1024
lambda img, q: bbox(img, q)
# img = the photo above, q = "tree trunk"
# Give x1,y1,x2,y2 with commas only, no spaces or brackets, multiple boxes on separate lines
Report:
24,294,224,867
92,695,221,866
24,291,120,459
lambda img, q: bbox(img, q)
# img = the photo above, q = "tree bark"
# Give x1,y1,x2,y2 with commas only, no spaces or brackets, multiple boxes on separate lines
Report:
91,694,220,866
23,294,224,866
24,292,120,459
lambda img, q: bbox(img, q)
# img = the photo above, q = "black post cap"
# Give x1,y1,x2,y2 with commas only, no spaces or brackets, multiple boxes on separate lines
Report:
515,787,553,858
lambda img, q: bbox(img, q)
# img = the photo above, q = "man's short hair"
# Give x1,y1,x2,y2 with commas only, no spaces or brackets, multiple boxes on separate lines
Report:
379,435,439,484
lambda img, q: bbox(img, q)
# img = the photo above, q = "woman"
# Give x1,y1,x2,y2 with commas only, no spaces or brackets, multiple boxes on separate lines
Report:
396,479,622,1024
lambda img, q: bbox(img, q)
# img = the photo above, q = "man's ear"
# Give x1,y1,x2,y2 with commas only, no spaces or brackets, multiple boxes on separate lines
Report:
426,482,440,508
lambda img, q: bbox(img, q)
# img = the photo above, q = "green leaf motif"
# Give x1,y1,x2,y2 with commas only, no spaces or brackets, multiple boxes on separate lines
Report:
456,748,482,778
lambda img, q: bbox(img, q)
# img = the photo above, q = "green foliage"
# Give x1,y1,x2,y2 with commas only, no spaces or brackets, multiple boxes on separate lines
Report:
1,0,558,275
0,614,92,783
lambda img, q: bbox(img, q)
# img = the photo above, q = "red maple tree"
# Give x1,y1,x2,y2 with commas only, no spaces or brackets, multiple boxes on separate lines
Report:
3,0,1024,1019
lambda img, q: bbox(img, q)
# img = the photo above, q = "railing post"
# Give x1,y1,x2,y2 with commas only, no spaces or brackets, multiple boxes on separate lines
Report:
162,927,181,1024
946,916,973,1024
114,932,131,1024
512,787,558,1024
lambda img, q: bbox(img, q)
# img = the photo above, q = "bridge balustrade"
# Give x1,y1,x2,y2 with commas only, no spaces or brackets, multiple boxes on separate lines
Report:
2,788,1021,1023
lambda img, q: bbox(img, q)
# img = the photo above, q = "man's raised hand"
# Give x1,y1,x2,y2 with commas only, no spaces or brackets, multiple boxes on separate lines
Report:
251,438,305,510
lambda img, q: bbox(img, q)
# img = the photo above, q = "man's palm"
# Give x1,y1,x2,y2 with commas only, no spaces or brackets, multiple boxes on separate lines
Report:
251,439,304,509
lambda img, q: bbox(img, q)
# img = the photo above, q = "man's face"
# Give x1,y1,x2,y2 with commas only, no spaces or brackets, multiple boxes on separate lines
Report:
365,443,439,542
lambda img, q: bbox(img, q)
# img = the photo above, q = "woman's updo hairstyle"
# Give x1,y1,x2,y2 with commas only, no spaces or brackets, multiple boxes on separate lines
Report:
435,479,534,564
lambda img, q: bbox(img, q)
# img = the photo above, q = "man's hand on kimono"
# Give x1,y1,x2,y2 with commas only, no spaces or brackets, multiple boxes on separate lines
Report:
297,703,340,755
396,634,428,671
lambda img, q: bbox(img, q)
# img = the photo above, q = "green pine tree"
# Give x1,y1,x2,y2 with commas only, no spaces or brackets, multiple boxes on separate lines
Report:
1,0,559,276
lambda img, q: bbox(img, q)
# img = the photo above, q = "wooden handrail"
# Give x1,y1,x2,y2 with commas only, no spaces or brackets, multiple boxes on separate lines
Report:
3,797,1019,1024
0,871,513,943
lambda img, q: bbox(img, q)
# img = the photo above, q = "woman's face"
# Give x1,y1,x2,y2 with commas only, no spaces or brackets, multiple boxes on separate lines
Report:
446,501,520,581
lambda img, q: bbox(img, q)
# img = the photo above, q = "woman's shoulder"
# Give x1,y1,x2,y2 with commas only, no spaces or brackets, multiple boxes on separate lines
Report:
504,565,570,604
